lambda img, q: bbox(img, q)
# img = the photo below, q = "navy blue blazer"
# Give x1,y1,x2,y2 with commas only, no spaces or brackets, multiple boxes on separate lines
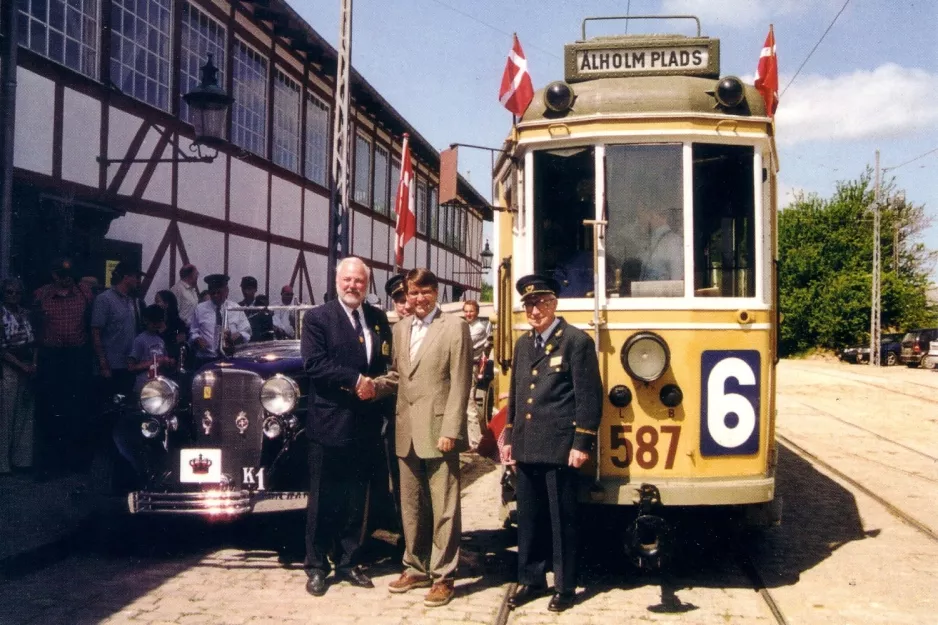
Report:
300,299,392,447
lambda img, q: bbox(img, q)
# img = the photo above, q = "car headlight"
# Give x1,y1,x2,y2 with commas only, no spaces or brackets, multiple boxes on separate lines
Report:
140,376,180,416
621,332,670,382
260,374,299,416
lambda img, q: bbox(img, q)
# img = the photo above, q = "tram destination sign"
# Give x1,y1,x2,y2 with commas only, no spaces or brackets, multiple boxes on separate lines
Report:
564,37,720,82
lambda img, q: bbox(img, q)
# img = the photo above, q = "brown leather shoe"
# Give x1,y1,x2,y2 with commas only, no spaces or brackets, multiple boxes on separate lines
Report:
424,579,455,607
388,572,432,594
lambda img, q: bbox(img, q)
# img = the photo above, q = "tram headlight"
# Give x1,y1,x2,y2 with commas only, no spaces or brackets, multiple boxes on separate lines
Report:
260,374,299,416
620,332,670,382
263,416,283,439
141,418,161,439
140,376,179,416
544,81,575,113
714,75,745,108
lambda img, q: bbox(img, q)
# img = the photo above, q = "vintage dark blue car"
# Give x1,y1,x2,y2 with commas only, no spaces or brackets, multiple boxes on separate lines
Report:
91,305,396,524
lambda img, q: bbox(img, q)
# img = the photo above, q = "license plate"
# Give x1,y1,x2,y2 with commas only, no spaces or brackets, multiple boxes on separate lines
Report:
179,449,222,483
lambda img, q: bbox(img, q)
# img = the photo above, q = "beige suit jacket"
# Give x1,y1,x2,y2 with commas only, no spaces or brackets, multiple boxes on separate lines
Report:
391,309,473,459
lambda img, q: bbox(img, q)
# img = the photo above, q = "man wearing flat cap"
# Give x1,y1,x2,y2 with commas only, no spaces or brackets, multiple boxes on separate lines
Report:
502,274,602,613
189,274,251,364
239,276,258,307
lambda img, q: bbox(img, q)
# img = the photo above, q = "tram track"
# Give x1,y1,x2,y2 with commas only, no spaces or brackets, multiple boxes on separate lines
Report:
778,434,938,544
734,546,790,625
784,362,938,407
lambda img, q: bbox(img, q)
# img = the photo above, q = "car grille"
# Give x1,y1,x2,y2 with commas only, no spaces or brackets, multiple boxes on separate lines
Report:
129,490,252,515
187,368,266,484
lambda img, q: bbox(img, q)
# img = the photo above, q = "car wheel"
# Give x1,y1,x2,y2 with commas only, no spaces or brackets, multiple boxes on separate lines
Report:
921,357,936,370
886,352,897,366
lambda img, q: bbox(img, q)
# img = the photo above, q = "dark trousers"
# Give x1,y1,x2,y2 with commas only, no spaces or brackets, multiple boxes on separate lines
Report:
36,346,92,472
515,462,579,593
304,440,368,575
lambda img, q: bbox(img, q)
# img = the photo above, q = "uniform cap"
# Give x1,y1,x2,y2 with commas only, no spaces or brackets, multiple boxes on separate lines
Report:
204,273,230,289
240,276,258,288
515,273,561,299
384,274,406,299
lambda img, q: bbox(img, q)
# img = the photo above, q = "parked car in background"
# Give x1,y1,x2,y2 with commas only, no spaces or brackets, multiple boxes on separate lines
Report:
839,333,903,366
900,328,938,368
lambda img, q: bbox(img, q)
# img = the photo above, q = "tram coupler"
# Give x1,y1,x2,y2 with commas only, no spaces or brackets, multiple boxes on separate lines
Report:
627,484,669,571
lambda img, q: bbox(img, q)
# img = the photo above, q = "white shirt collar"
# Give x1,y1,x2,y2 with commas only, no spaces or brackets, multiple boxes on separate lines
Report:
413,307,439,327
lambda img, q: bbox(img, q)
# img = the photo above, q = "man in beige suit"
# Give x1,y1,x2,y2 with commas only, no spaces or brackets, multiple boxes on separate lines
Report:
386,268,472,607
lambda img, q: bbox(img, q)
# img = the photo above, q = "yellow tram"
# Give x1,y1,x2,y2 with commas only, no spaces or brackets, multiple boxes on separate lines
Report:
489,16,781,561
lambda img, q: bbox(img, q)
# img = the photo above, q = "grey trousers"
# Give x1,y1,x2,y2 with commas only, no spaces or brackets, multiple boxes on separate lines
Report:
398,446,461,581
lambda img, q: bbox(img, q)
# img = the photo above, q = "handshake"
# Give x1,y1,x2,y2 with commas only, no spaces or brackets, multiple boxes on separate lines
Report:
355,376,376,400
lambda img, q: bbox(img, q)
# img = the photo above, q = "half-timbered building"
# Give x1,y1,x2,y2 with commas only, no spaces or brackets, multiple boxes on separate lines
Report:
4,0,490,304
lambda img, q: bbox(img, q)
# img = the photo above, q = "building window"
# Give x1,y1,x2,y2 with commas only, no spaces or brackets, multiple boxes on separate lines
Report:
180,3,225,124
429,187,439,240
272,69,300,173
232,39,267,156
390,159,400,219
373,144,389,216
305,93,329,186
353,133,372,207
18,0,99,77
416,180,427,235
110,0,171,110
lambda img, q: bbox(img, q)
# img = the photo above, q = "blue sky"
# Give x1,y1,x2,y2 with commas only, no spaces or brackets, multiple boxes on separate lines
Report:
293,0,938,280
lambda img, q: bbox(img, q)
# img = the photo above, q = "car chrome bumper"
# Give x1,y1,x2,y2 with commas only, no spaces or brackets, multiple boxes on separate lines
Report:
128,490,308,515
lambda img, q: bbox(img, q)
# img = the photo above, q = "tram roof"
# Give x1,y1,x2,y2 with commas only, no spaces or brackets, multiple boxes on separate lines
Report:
519,75,769,124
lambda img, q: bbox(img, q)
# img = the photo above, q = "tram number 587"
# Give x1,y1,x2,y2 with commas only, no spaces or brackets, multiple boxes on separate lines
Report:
609,425,681,470
700,350,761,457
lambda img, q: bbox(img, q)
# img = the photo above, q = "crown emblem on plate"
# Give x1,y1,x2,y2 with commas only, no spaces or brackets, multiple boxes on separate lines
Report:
189,454,212,474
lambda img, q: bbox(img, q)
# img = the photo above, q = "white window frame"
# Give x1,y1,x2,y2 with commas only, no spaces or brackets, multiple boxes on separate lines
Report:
180,2,225,124
304,91,330,186
19,0,100,78
110,0,172,110
232,38,268,156
353,132,372,207
373,143,390,216
272,68,301,173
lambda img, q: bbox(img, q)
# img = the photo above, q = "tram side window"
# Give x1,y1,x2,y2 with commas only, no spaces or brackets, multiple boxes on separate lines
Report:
692,144,756,298
532,148,595,297
605,144,684,298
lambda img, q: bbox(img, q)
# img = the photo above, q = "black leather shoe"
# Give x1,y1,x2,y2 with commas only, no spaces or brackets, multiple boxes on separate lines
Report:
548,591,576,612
305,571,327,596
507,584,548,609
338,565,374,589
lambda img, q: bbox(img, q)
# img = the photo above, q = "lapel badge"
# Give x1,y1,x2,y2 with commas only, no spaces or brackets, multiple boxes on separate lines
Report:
381,341,390,356
556,329,564,337
545,344,554,353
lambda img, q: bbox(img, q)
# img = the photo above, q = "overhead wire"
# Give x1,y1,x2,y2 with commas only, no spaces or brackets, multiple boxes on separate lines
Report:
883,147,938,173
780,0,851,97
422,0,562,60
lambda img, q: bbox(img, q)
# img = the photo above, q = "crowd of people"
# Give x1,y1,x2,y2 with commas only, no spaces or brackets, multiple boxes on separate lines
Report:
0,253,602,612
0,258,308,479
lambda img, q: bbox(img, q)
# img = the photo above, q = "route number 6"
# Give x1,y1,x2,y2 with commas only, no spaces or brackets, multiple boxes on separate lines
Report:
700,351,760,456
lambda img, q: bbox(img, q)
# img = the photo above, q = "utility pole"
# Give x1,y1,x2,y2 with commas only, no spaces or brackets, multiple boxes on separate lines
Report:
0,0,19,279
870,150,881,367
326,0,353,300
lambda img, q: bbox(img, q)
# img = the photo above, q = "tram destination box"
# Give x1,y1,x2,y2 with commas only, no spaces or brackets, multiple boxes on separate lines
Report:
565,36,721,82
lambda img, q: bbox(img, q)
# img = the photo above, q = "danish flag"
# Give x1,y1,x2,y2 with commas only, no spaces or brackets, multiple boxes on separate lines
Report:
755,25,779,117
499,34,534,116
394,133,416,268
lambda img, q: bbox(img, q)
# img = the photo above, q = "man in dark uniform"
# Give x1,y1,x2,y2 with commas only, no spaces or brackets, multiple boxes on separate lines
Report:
501,274,602,612
300,256,393,596
384,273,412,318
239,276,258,307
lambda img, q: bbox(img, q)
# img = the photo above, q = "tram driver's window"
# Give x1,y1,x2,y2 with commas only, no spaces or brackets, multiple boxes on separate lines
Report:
532,147,595,297
692,144,756,298
605,144,684,298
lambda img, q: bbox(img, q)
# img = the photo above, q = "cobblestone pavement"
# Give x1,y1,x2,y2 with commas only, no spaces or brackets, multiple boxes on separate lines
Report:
3,360,938,624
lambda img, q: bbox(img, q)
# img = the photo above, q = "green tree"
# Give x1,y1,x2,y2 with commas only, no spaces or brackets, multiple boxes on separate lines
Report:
778,171,936,356
480,281,493,302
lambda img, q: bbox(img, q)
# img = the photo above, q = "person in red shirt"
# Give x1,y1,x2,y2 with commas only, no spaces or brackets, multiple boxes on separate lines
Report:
32,258,94,475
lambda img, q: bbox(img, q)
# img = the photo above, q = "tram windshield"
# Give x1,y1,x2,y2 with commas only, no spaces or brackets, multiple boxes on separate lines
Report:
531,142,757,300
532,147,596,297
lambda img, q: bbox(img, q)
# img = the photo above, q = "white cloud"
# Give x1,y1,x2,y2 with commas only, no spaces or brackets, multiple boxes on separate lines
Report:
775,64,938,146
660,0,803,28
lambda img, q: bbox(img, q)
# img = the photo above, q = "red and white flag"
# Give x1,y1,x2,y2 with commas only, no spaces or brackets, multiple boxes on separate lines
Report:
755,25,779,117
394,133,416,268
499,33,534,117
